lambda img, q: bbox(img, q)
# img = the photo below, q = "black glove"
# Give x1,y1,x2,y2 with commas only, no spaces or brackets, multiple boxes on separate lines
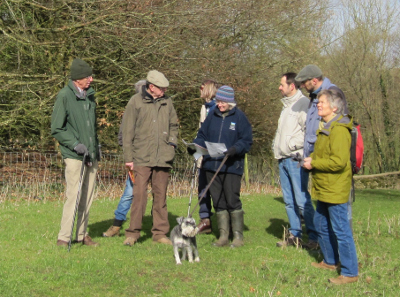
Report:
224,146,236,157
74,143,88,156
187,147,196,155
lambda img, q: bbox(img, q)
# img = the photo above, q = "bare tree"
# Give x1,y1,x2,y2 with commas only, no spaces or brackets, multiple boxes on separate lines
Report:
322,0,400,173
0,0,328,166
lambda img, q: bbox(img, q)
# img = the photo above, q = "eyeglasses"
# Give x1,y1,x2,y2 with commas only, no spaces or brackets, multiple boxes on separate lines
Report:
152,84,167,92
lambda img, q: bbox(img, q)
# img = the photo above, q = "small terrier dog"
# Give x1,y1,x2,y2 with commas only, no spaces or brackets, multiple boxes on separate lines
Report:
170,216,200,265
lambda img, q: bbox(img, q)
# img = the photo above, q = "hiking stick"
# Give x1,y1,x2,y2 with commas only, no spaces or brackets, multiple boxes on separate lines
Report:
189,154,229,218
68,152,88,252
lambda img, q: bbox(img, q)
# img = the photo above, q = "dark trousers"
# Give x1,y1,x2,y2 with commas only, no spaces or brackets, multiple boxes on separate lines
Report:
125,166,170,241
206,171,242,212
198,168,213,219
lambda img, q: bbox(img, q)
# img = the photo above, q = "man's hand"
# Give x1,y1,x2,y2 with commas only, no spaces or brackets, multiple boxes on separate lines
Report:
302,157,313,170
224,146,237,157
125,162,134,171
74,143,88,155
187,147,196,155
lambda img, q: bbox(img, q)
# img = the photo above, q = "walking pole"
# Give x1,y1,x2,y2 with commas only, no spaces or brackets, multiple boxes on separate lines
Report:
189,154,229,218
187,158,198,217
68,152,88,252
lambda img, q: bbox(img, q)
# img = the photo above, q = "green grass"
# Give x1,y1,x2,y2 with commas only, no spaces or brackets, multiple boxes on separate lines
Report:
0,189,399,296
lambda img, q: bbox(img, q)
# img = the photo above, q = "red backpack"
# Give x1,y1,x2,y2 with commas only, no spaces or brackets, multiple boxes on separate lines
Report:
350,123,364,174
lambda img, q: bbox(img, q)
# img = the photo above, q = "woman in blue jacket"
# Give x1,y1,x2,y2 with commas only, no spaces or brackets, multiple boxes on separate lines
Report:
193,85,252,248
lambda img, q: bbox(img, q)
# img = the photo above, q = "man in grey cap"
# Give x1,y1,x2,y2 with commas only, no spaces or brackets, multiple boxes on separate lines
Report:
295,65,348,158
294,65,349,250
51,58,100,247
122,70,178,246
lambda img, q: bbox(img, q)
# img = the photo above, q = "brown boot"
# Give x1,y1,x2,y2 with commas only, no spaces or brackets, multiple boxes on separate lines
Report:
123,237,137,246
213,210,230,247
311,261,339,271
57,239,68,247
103,226,121,237
80,235,99,247
329,275,359,284
276,233,302,248
197,218,212,234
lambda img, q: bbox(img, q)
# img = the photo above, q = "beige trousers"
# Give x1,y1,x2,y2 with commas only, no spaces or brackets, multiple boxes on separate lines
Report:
58,158,98,242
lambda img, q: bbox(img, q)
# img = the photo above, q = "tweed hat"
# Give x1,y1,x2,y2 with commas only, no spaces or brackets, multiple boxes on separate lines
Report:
147,70,169,88
295,65,323,82
70,58,93,80
215,85,235,103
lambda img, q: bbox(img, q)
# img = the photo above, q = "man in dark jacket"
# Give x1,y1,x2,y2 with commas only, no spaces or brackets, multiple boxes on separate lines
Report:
51,58,100,247
122,70,178,246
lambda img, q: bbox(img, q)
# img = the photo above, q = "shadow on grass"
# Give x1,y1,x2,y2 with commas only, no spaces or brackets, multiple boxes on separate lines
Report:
89,212,179,242
273,196,284,204
265,218,288,239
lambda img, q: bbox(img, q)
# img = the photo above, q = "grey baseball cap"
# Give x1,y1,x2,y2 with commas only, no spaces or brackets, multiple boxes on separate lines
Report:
295,65,323,82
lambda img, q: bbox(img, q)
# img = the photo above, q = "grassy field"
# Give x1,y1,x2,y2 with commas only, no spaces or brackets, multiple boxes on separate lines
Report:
0,189,399,296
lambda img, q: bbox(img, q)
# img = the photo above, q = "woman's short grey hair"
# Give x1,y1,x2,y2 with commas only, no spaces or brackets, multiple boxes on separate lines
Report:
317,89,345,115
228,102,237,110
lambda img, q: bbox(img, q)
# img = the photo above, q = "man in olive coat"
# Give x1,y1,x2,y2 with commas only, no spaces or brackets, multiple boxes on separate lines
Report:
51,58,100,247
122,70,178,246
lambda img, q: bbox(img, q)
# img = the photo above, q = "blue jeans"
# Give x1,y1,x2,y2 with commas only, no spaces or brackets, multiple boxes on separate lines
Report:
114,176,133,221
314,201,358,277
198,168,213,219
279,158,318,241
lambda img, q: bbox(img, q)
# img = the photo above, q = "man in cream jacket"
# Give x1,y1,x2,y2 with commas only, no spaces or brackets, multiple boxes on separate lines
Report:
273,72,318,249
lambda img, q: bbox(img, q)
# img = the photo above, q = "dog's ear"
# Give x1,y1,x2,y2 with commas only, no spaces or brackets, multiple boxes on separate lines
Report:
176,217,184,224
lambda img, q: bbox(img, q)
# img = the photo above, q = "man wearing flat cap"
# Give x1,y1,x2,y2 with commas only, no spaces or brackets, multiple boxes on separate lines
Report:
295,65,348,158
51,58,100,247
294,65,350,250
122,70,178,246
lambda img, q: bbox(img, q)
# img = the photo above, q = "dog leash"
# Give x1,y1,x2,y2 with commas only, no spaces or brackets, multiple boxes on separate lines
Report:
188,154,229,218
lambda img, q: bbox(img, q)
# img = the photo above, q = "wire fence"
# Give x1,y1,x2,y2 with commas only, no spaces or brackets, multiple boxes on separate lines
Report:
0,148,280,201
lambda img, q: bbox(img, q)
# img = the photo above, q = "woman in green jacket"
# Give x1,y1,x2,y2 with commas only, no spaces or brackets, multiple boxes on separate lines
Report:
303,89,358,285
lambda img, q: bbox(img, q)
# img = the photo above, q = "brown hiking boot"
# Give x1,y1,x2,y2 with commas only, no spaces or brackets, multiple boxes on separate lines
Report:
80,235,99,247
329,275,359,284
57,239,68,247
197,218,212,234
311,261,339,271
153,237,172,245
103,226,121,237
276,234,302,248
123,237,137,246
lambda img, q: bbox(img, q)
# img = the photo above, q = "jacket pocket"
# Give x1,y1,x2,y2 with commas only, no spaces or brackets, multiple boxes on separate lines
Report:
160,141,175,164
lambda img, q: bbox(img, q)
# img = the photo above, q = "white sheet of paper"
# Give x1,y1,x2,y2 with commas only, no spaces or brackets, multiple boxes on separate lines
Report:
182,139,209,160
205,141,227,158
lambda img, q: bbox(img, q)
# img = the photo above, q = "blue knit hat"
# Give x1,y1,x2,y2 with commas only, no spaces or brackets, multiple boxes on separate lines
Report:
215,85,235,103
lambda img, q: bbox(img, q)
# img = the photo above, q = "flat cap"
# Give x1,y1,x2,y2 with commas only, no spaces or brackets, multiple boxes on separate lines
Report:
295,65,323,82
147,70,169,88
